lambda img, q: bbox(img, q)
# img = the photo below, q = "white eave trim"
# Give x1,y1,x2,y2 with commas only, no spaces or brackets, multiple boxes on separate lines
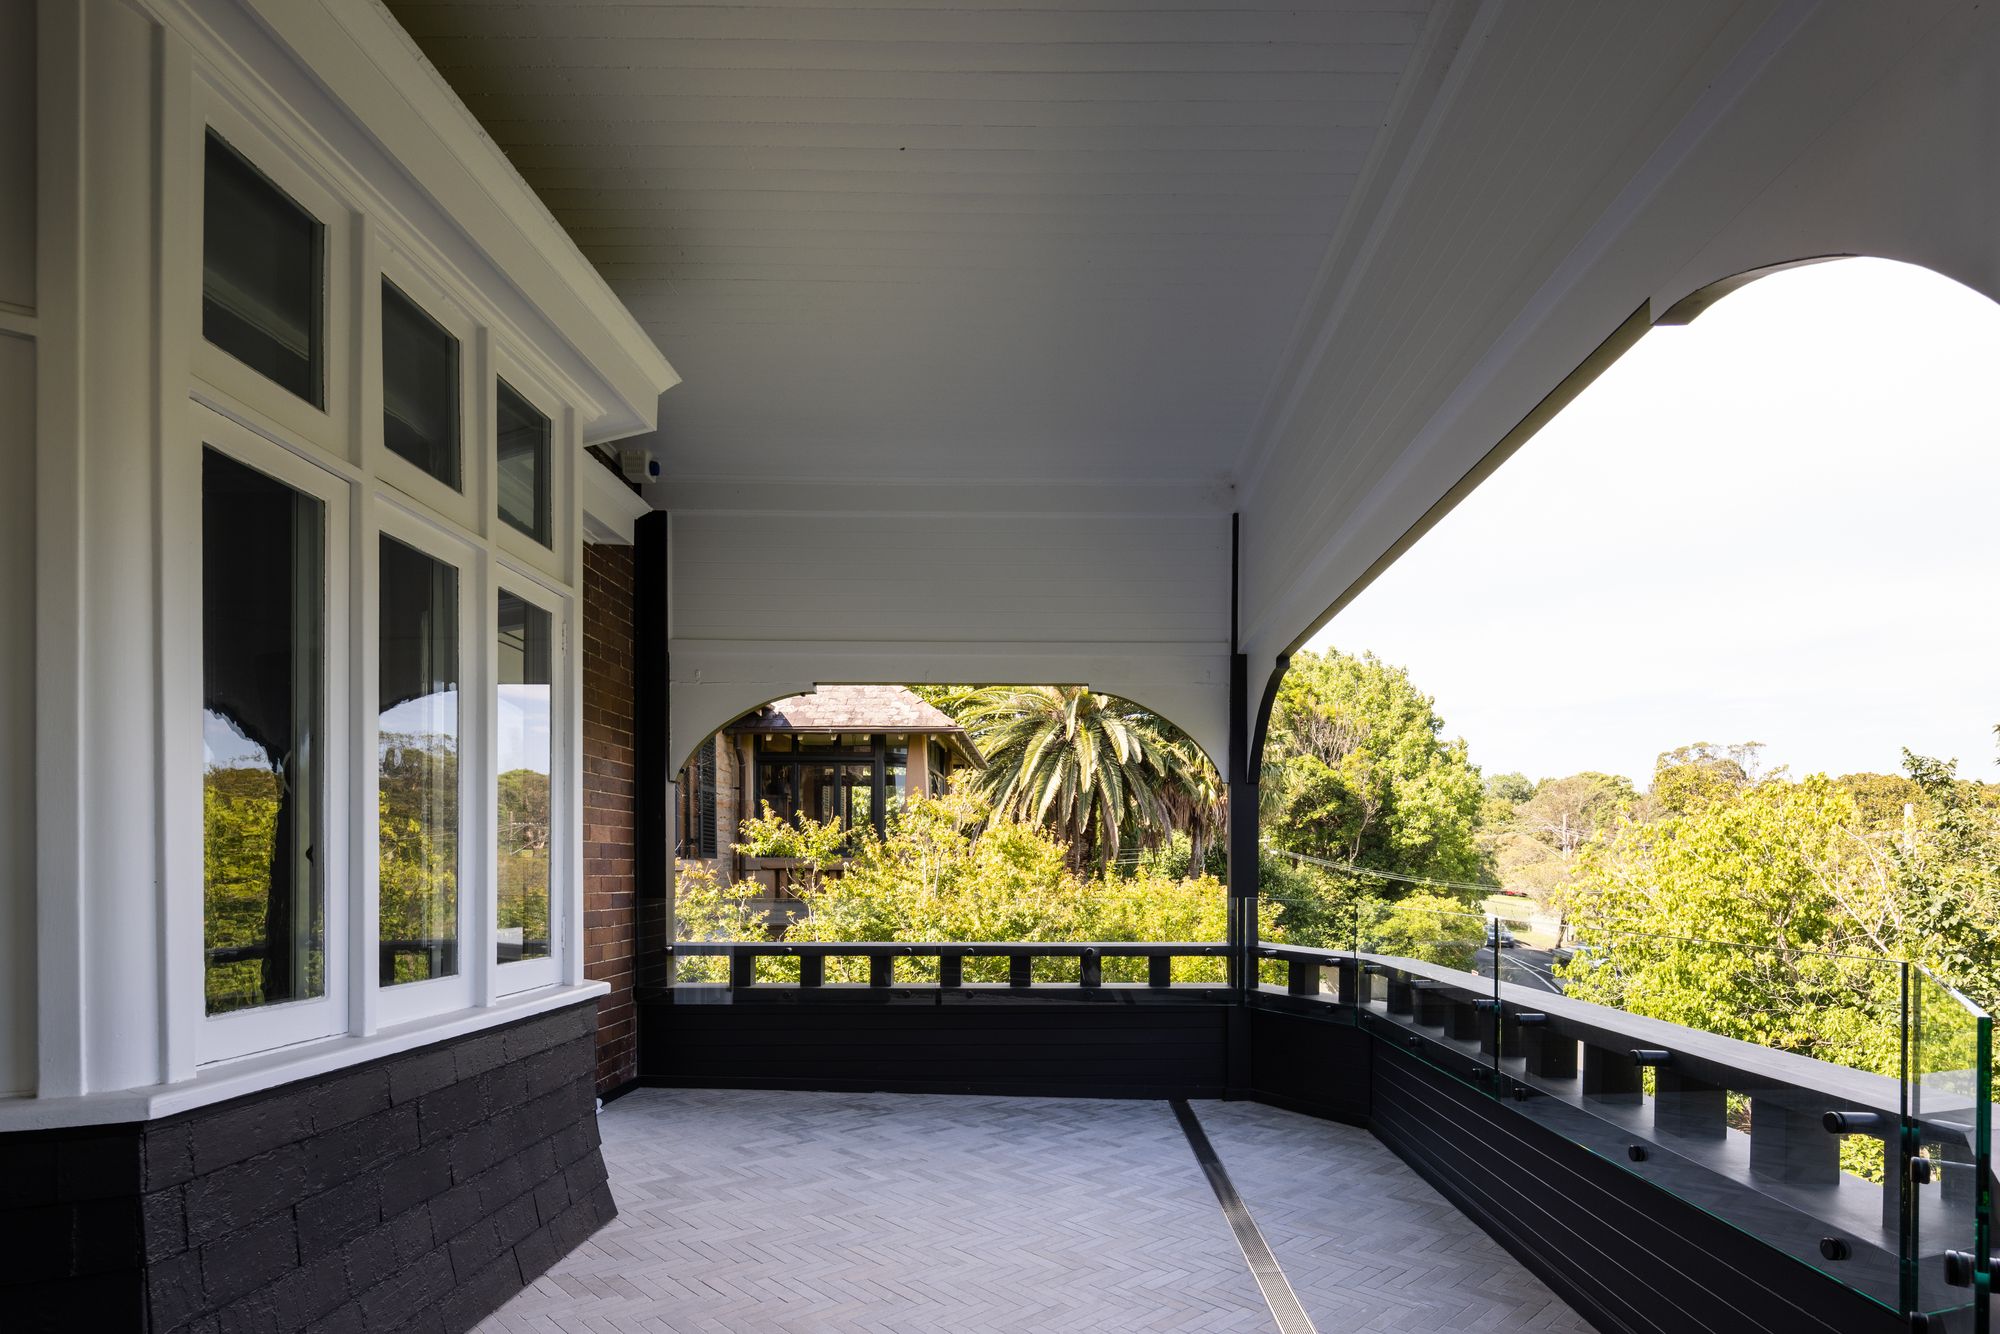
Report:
239,0,679,435
581,459,654,545
0,981,610,1131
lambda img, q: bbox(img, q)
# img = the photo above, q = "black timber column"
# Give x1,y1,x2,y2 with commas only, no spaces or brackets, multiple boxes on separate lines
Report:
634,511,672,992
1226,651,1256,1092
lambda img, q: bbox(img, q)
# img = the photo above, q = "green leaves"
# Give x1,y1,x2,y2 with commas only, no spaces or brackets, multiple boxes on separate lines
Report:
1262,649,1487,893
937,685,1221,870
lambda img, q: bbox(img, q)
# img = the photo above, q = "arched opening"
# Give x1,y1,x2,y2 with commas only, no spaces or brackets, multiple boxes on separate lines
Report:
671,683,1229,985
1254,257,2000,1314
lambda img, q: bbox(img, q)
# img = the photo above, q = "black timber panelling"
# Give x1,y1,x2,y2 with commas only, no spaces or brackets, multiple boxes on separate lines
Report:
643,997,1229,1098
1,999,613,1334
1247,1004,1371,1126
1369,1041,1905,1334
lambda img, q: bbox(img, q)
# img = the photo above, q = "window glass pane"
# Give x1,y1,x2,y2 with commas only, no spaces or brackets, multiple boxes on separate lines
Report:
202,448,325,1015
496,379,551,546
885,764,907,821
382,280,460,489
844,766,875,831
203,132,322,406
758,762,796,819
379,536,460,985
801,764,837,825
497,591,552,964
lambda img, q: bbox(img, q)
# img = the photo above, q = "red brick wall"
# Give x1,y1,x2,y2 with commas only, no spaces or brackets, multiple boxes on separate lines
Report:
582,542,638,1094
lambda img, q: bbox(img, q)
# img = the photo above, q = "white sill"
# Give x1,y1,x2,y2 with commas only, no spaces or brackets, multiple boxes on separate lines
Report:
0,980,611,1132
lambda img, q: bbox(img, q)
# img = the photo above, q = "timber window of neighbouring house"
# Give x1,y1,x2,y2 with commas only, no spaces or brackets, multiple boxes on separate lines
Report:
679,737,719,859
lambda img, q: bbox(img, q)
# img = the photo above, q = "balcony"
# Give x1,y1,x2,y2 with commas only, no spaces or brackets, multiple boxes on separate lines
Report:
477,1087,1589,1333
634,933,1993,1334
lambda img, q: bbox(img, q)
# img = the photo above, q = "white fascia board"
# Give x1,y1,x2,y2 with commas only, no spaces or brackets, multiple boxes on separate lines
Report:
233,0,679,439
581,458,654,546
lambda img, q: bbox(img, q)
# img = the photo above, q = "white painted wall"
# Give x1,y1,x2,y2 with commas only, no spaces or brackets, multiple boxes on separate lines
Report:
663,479,1234,771
1,332,34,1098
0,0,36,1100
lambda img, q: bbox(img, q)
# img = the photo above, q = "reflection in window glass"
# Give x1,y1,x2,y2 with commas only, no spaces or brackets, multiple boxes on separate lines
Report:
381,280,460,489
203,132,323,406
379,536,459,985
845,768,875,832
202,448,325,1014
497,591,553,964
496,379,551,546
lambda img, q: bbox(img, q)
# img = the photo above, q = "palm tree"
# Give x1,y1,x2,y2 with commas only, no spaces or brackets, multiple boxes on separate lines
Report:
944,686,1222,868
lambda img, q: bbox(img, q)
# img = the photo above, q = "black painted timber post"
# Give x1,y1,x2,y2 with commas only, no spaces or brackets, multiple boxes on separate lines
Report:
634,510,672,992
1226,652,1253,1093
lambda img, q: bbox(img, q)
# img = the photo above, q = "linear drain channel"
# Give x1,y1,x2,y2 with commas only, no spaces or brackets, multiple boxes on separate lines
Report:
1170,1099,1319,1334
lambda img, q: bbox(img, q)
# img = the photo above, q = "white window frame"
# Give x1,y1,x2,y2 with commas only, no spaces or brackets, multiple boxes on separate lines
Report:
489,569,570,998
191,96,354,465
178,77,590,1074
370,499,483,1028
490,346,573,584
182,404,354,1066
373,247,480,532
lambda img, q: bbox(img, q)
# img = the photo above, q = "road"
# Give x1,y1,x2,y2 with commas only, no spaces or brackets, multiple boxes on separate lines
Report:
1473,945,1565,995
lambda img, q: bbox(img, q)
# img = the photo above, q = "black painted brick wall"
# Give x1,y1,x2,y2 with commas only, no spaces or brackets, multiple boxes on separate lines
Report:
1,999,613,1334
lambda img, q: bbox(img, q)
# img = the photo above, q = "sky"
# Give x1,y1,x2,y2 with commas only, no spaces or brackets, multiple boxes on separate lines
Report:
1307,258,2000,788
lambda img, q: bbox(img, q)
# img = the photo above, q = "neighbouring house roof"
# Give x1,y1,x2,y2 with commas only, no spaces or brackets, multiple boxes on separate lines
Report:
728,685,985,768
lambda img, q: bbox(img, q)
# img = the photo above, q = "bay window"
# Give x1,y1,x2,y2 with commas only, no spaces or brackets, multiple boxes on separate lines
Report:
184,104,585,1069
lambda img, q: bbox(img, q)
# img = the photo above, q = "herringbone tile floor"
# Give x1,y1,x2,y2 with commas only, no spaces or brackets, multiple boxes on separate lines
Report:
1198,1101,1594,1333
474,1090,1587,1333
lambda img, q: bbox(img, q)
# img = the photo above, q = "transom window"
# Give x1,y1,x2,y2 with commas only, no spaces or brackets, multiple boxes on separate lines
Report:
381,278,462,489
202,131,324,407
497,378,552,547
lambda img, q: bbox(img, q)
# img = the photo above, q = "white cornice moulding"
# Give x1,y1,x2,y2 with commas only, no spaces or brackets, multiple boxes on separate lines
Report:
581,458,653,545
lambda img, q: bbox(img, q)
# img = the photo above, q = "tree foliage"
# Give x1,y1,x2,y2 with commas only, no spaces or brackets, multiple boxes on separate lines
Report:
930,685,1222,868
678,785,1257,983
1260,649,1487,893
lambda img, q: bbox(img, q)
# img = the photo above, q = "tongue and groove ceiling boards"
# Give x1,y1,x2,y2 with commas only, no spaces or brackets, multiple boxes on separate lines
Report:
381,0,1995,760
384,0,1434,485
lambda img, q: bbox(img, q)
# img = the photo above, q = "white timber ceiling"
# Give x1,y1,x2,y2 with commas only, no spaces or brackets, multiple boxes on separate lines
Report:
385,0,1434,484
378,0,2000,763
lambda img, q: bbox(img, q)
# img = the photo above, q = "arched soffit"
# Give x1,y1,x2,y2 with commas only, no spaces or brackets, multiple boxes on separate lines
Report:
1263,251,2000,758
671,680,814,775
671,679,1227,779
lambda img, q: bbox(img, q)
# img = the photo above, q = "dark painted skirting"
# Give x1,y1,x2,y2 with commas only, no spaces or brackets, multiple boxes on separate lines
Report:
1244,1002,1371,1127
642,994,1230,1099
0,999,613,1334
1368,1037,1905,1334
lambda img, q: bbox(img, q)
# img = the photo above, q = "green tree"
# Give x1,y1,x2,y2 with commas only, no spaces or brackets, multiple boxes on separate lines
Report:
938,685,1221,869
1260,649,1487,895
1559,772,1900,1074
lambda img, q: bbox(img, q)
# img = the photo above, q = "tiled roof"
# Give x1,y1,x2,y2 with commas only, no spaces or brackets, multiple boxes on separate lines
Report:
726,686,984,767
